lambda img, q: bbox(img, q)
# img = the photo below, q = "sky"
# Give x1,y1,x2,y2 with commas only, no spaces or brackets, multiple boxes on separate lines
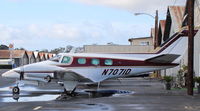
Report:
0,0,186,51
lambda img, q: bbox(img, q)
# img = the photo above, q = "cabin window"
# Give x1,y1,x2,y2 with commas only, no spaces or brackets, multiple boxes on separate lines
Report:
78,58,86,64
61,56,71,64
105,59,113,65
91,59,100,65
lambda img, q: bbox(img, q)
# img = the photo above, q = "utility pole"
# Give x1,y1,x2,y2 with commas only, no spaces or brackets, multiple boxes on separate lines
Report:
154,10,158,49
187,0,195,96
154,10,159,78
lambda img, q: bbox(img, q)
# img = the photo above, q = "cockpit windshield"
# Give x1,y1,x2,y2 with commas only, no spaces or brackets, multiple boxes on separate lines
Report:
49,55,61,62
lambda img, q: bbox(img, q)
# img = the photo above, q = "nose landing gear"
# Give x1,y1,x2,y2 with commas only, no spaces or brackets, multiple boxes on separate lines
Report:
12,86,20,101
12,86,20,94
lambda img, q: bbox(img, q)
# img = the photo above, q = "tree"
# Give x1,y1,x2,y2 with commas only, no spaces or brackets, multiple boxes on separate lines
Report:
65,45,73,53
50,47,65,54
75,47,84,53
40,49,49,53
0,44,9,50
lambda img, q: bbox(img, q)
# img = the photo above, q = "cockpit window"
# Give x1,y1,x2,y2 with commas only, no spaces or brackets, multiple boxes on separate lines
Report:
49,55,61,62
61,56,71,64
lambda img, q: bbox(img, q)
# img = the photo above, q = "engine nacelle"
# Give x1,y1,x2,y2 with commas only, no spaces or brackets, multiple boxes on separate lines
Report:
23,73,54,82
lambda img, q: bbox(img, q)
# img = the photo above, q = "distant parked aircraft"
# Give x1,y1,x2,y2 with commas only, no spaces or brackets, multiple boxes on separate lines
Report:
2,30,188,96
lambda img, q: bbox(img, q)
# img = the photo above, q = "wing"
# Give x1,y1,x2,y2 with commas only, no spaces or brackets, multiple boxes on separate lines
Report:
145,54,180,63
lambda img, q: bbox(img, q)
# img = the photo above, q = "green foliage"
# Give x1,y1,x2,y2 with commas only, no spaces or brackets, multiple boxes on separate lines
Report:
163,76,173,83
0,44,9,50
194,77,200,85
182,65,188,72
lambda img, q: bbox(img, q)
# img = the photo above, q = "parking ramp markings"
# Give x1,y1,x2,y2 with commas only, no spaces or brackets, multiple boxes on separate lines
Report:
33,106,42,110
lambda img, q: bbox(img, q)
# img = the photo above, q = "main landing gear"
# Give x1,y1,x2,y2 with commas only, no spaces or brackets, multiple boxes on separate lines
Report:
56,88,77,100
63,87,77,97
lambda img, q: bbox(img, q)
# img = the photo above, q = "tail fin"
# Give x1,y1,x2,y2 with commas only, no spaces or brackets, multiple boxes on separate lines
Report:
158,32,188,55
146,31,188,63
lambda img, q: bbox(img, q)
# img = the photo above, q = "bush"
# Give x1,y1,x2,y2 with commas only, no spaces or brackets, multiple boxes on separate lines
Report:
163,76,173,83
194,77,200,85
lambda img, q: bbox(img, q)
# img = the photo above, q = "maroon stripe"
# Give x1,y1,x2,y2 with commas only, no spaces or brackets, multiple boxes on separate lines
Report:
57,57,178,67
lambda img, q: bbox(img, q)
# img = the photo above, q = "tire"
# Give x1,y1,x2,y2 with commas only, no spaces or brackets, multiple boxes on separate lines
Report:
12,86,20,94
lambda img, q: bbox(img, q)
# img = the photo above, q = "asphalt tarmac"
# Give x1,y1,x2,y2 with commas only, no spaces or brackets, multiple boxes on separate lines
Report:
0,69,200,111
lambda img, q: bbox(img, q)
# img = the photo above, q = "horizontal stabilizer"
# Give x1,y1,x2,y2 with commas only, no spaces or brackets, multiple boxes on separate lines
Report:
146,54,180,63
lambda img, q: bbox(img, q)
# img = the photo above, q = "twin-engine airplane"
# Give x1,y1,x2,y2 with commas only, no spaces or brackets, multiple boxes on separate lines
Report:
2,31,188,95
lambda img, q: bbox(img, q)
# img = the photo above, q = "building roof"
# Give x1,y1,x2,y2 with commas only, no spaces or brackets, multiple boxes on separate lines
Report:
0,50,27,59
39,52,45,60
33,52,40,58
159,20,166,33
168,6,185,30
128,37,152,42
161,6,185,45
48,53,53,58
45,53,49,59
26,51,35,59
156,20,167,46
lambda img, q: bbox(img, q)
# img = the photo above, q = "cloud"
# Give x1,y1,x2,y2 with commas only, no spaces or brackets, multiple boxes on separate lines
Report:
69,0,186,15
0,25,21,40
1,22,146,50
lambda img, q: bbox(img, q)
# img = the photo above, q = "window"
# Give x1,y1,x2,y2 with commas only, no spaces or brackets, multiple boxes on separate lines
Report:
140,42,149,46
49,55,61,62
91,59,100,65
61,56,71,64
78,58,86,64
105,59,113,65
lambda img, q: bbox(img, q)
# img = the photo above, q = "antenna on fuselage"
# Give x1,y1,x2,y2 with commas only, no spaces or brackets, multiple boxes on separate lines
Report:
19,64,24,80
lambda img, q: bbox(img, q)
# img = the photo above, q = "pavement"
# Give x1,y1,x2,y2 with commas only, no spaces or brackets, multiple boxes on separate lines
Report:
0,69,200,111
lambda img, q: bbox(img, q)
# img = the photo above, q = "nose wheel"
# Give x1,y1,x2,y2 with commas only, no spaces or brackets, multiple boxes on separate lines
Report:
12,86,20,94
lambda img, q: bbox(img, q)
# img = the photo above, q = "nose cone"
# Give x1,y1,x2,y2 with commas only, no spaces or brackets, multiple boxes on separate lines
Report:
1,70,20,79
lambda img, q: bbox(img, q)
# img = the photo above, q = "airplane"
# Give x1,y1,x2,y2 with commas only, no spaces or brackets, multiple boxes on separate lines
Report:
1,30,189,96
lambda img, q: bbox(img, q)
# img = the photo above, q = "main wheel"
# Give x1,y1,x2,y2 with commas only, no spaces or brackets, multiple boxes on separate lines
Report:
12,86,20,94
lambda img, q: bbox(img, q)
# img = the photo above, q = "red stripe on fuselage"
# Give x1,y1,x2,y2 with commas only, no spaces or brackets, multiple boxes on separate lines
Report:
56,57,178,67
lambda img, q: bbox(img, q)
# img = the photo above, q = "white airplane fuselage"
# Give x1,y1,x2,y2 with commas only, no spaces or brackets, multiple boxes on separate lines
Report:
2,53,177,83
